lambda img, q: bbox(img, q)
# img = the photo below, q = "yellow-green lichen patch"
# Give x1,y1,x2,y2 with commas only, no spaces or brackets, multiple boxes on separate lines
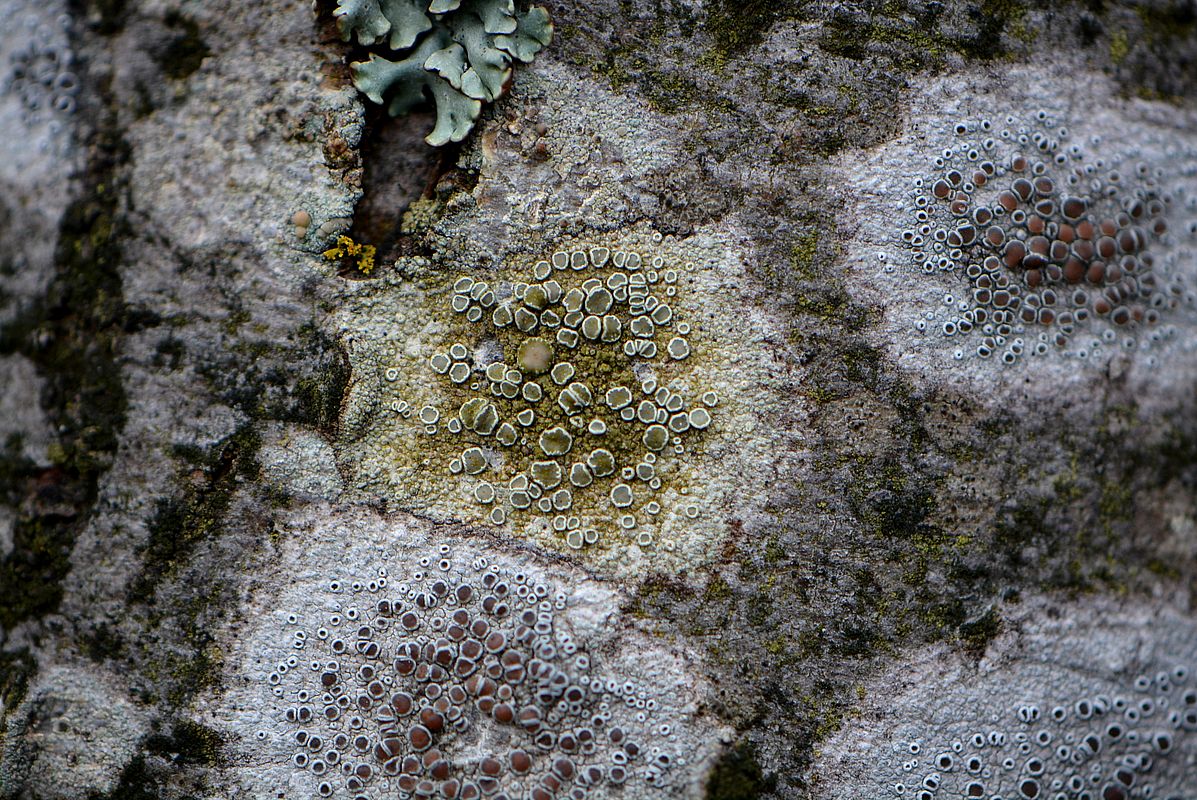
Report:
335,226,779,578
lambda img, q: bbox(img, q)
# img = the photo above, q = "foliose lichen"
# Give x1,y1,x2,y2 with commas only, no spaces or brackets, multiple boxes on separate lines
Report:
324,234,378,275
335,0,553,146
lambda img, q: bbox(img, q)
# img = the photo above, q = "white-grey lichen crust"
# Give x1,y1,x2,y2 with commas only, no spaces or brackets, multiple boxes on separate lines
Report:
833,57,1197,405
204,504,728,799
808,594,1197,800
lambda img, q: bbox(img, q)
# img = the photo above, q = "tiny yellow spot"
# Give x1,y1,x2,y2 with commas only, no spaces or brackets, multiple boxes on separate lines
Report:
323,235,377,274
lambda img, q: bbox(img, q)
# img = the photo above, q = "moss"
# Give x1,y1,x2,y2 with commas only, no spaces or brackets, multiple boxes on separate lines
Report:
0,119,130,630
0,516,80,629
956,0,1031,57
704,741,776,800
744,592,774,627
1109,28,1129,63
811,704,845,741
762,535,786,565
919,598,966,636
795,626,824,659
1097,478,1133,523
638,69,712,116
590,42,736,117
157,11,210,81
959,605,1002,657
818,0,1032,68
1146,558,1181,580
818,8,948,69
788,231,820,280
763,634,788,657
161,630,224,707
990,495,1049,555
0,437,33,519
1136,1,1197,40
704,574,733,602
702,0,795,65
1052,454,1085,503
848,457,939,542
790,287,850,322
0,648,36,716
144,720,223,766
127,425,260,602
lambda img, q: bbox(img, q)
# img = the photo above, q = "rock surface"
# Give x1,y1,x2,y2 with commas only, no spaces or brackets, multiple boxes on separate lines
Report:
0,0,1194,799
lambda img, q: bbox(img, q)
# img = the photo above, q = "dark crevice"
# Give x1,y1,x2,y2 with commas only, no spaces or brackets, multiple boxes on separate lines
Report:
349,106,452,264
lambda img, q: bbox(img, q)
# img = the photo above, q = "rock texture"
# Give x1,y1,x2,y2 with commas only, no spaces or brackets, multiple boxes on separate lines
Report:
0,0,1194,799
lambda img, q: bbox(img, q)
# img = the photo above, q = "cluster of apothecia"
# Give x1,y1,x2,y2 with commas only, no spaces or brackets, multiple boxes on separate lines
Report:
902,111,1195,365
405,246,714,551
889,665,1197,800
266,547,685,800
2,3,77,123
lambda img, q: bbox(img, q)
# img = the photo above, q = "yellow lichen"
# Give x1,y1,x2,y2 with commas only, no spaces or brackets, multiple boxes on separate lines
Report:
323,235,376,274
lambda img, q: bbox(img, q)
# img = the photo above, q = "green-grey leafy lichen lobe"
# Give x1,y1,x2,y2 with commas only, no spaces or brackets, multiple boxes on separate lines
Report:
336,0,552,145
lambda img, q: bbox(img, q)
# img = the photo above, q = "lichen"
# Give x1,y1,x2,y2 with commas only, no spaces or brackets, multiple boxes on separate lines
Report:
814,598,1197,800
403,247,716,554
336,0,552,146
334,225,776,577
702,0,788,66
900,109,1194,366
223,512,728,799
323,234,378,274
